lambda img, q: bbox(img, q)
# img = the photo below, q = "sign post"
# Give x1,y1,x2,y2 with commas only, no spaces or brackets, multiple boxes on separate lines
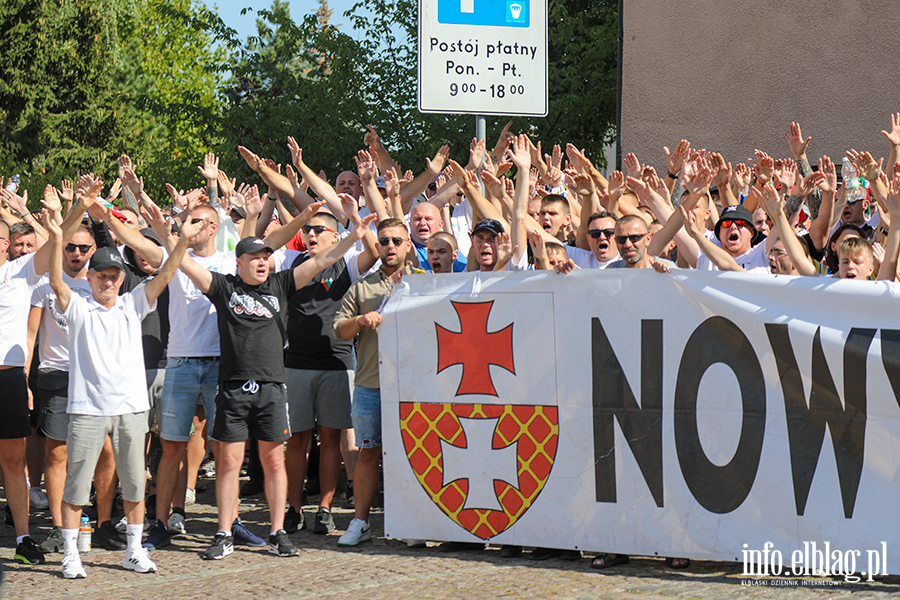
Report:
418,0,548,117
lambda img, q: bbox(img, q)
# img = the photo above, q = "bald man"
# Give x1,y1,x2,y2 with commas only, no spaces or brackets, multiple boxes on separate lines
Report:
408,202,466,272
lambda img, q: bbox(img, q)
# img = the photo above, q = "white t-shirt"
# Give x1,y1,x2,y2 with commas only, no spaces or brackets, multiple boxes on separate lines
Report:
696,236,770,273
31,274,93,372
566,245,619,269
272,248,363,283
449,199,473,258
64,285,155,416
163,247,236,357
0,254,40,367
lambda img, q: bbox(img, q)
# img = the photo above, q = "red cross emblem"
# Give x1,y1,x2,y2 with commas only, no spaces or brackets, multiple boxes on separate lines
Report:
435,301,515,397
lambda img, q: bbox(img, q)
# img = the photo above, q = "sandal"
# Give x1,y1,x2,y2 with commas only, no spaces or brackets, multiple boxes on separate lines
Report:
665,557,691,569
591,553,630,569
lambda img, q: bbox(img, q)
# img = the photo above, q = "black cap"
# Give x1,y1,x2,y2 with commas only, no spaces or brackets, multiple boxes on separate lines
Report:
471,219,505,236
89,247,126,272
235,236,274,258
714,205,756,240
230,206,247,220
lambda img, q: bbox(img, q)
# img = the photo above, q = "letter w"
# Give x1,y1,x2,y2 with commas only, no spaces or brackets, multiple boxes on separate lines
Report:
592,318,663,506
765,325,875,518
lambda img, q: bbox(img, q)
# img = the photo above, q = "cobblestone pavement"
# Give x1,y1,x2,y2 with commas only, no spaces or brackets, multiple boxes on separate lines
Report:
2,477,899,599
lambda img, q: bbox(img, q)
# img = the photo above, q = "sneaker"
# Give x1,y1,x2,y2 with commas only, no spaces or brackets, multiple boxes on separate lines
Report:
185,488,196,505
14,535,46,565
232,518,265,547
142,519,171,550
41,525,64,553
239,478,264,497
62,551,87,579
202,533,233,560
123,547,158,573
529,547,561,561
95,520,127,550
337,518,371,547
284,507,304,534
313,507,335,534
167,512,186,535
199,453,216,477
29,486,49,510
268,529,299,557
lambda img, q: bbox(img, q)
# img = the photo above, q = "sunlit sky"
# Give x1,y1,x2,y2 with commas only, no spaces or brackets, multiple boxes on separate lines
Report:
205,0,371,43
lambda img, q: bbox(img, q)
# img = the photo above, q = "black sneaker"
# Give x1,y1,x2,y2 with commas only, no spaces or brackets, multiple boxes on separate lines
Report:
313,507,335,534
239,478,264,497
141,518,171,550
202,533,234,560
529,547,561,561
499,544,522,558
268,529,299,557
40,525,64,553
95,520,127,550
14,536,45,565
284,507,305,534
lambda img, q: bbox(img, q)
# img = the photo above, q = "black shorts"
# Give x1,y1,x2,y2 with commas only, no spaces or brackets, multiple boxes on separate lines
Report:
27,359,41,428
212,380,290,443
0,368,35,439
37,369,70,441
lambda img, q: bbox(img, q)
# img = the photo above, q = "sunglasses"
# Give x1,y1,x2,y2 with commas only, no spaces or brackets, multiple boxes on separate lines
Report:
720,219,751,230
588,228,616,239
302,224,336,235
65,243,93,253
615,233,648,245
846,199,862,206
378,236,407,247
190,217,205,224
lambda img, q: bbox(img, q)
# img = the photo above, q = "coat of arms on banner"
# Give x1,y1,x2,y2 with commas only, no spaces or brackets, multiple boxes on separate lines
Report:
400,300,559,539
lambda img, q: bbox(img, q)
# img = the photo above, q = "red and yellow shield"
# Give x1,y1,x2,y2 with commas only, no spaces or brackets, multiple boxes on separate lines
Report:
400,402,559,539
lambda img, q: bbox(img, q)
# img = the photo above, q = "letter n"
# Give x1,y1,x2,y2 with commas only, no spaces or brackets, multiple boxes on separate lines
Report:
765,325,875,518
592,318,663,506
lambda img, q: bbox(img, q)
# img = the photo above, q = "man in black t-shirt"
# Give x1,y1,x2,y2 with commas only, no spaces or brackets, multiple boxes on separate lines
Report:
176,212,375,561
274,208,378,535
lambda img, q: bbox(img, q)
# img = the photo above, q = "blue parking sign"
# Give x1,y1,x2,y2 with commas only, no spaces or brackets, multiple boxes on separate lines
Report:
437,0,529,27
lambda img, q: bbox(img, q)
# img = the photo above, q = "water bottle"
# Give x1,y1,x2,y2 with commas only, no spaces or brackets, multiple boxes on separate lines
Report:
78,515,91,554
841,157,865,204
4,174,19,192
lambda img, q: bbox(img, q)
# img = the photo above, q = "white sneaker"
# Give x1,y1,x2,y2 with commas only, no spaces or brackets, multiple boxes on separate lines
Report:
337,518,371,547
123,547,158,573
167,512,186,535
185,488,196,505
62,552,86,579
29,486,49,510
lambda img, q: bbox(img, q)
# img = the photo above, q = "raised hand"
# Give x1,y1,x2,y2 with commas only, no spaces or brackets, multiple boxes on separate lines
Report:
355,149,377,182
338,193,361,224
755,153,775,185
218,170,236,197
198,152,219,181
678,204,704,239
42,185,62,213
118,154,133,180
885,168,900,214
784,121,811,159
663,139,691,176
797,171,825,196
1,188,27,215
449,159,478,191
121,166,144,194
608,170,625,202
243,185,263,219
774,159,797,191
469,137,486,167
507,134,531,171
238,146,262,172
545,144,563,170
732,162,752,194
166,183,187,210
286,136,303,166
847,149,883,182
684,163,713,197
480,170,505,198
384,167,401,200
882,113,900,147
427,145,450,175
59,179,74,204
364,125,385,154
623,152,642,180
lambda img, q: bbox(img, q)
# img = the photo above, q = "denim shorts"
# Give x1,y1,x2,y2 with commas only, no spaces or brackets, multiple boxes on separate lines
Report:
159,357,219,442
351,386,382,448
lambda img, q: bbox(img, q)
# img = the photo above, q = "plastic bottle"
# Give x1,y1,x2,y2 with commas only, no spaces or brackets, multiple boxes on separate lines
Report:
5,174,19,192
841,157,865,204
78,515,91,554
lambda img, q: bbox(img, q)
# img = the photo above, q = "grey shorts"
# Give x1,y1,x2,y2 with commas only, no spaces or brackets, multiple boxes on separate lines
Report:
284,368,354,432
37,369,70,442
64,412,149,506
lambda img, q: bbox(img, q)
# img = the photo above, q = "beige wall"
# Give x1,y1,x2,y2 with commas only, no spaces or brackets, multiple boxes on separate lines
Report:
621,0,900,174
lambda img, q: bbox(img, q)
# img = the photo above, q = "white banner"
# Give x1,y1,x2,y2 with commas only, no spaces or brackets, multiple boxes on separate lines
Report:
379,269,900,576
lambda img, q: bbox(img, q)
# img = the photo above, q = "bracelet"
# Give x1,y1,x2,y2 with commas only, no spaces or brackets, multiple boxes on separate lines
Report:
667,171,678,179
879,226,889,236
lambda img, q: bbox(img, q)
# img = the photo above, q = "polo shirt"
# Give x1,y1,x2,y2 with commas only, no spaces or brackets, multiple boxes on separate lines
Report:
31,274,94,372
0,253,40,366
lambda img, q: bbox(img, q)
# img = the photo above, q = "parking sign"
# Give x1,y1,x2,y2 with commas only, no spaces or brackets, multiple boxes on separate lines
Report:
419,0,547,116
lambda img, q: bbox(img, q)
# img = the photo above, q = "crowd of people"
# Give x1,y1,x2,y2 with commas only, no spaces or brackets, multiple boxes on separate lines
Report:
1,114,900,578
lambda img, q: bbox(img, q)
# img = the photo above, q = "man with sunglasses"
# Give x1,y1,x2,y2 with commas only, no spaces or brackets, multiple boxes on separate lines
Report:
269,206,379,535
567,211,620,269
695,205,771,273
333,217,424,546
606,215,656,269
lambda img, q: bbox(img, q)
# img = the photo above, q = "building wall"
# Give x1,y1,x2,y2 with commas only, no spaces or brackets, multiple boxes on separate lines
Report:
621,0,899,174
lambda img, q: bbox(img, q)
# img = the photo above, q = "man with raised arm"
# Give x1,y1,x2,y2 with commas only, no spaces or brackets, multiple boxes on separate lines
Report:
46,204,202,579
176,208,376,561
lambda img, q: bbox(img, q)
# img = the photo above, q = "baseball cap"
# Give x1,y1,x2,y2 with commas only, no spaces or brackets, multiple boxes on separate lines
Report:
374,176,386,190
714,205,756,240
471,219,505,236
235,236,274,258
89,247,126,272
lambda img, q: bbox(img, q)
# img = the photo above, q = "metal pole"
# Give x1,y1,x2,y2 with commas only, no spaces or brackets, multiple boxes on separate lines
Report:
476,115,486,142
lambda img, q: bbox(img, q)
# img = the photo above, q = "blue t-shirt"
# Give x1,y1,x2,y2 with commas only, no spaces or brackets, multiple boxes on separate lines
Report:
414,240,467,273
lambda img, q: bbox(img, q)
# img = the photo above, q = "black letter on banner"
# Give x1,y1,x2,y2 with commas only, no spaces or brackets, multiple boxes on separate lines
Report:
879,330,900,410
592,318,663,506
674,317,765,514
766,325,875,518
